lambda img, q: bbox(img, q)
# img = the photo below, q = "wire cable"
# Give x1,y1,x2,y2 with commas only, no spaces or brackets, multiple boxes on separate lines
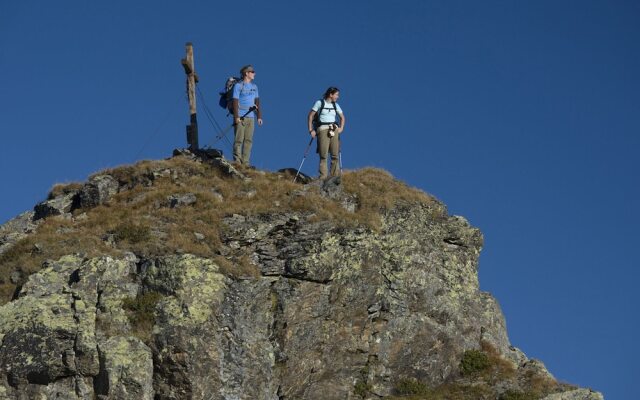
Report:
132,94,184,161
195,84,234,150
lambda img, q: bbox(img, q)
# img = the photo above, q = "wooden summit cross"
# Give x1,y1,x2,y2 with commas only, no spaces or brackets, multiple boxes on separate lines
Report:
181,42,199,151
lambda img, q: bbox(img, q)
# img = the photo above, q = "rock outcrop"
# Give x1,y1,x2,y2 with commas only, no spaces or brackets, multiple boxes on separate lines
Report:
0,151,603,399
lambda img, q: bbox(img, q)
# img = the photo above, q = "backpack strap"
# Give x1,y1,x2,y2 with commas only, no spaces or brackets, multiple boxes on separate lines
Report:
315,99,343,126
313,99,324,127
333,101,340,123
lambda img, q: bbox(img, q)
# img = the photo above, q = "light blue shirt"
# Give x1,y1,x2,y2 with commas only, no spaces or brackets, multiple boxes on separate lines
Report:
311,100,343,124
232,81,259,118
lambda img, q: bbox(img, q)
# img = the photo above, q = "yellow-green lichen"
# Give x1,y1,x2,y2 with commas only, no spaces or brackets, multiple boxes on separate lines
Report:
157,255,227,327
0,293,76,335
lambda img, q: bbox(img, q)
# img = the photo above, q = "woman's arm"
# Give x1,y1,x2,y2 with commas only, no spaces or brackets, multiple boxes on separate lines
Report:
337,112,346,133
308,110,317,137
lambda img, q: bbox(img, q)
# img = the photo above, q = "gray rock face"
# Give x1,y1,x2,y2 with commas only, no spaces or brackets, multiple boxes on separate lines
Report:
0,255,147,398
0,171,603,399
210,157,247,180
79,175,119,208
95,336,154,400
542,389,604,400
167,193,197,208
33,192,78,221
0,211,38,256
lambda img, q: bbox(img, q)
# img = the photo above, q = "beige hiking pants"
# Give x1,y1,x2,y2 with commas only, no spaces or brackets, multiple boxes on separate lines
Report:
317,125,340,179
233,117,255,165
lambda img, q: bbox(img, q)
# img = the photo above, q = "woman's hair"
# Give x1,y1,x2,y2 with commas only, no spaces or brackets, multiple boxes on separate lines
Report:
323,87,340,99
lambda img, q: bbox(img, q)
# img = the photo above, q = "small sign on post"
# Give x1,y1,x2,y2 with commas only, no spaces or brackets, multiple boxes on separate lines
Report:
181,42,199,151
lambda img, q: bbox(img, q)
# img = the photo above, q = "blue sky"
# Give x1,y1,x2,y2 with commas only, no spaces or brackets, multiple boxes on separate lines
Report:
1,1,638,398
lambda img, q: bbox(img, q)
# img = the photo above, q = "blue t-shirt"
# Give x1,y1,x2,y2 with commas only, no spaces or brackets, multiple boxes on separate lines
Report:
311,100,343,124
232,81,259,118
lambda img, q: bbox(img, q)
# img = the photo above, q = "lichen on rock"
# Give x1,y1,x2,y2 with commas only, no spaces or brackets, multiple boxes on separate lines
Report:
0,154,603,399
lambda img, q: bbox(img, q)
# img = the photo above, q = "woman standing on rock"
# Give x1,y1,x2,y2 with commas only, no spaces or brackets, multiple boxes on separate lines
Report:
307,87,346,180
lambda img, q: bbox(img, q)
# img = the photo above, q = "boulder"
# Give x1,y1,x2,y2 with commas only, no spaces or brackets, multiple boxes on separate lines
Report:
278,168,313,184
33,192,77,220
94,336,154,400
0,255,140,398
0,211,39,256
79,175,119,208
168,193,197,208
209,157,247,180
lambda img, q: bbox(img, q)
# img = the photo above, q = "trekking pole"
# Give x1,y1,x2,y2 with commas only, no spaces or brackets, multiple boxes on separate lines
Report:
338,132,343,175
212,106,256,146
293,137,315,183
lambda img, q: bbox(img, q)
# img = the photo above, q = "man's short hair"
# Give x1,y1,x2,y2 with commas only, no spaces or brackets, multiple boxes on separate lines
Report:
240,65,254,76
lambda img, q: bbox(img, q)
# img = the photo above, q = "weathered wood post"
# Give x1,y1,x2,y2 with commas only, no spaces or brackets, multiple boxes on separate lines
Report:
181,42,199,151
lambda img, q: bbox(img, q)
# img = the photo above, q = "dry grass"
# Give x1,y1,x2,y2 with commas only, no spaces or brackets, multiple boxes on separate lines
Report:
0,216,116,303
47,182,83,199
342,168,440,229
384,342,559,400
386,382,493,400
478,340,518,383
521,368,560,397
1,158,437,305
215,255,261,279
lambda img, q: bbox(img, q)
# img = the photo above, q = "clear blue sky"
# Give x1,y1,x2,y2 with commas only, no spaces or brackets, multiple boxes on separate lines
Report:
1,1,638,398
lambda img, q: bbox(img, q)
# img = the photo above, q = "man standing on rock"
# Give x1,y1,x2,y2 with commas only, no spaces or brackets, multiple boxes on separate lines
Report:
232,64,263,166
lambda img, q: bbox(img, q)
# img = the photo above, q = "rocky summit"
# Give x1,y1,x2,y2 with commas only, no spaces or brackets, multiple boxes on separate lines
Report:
0,150,602,399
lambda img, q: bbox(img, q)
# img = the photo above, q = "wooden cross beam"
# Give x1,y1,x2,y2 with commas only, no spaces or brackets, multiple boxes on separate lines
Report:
181,42,199,151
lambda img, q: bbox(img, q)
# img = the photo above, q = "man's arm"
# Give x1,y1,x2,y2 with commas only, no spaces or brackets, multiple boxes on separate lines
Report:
232,83,240,123
233,99,240,123
255,97,263,126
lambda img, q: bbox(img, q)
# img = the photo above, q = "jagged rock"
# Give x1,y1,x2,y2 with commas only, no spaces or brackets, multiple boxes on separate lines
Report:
168,193,197,208
0,255,139,398
321,175,342,193
320,175,358,212
9,271,21,285
196,148,224,159
139,255,230,398
210,188,224,201
209,157,247,180
152,168,172,179
239,188,257,198
79,175,119,208
172,148,199,160
0,211,40,257
33,191,78,221
94,336,153,400
542,388,604,400
503,345,529,367
522,359,556,380
173,147,224,161
0,163,603,399
194,232,205,241
278,168,313,184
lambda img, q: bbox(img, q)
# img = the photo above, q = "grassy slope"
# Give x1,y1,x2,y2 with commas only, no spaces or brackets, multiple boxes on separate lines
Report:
0,156,436,304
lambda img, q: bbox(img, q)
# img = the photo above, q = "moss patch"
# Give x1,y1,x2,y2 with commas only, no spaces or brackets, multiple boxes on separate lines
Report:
460,349,491,376
394,378,429,396
122,291,162,343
